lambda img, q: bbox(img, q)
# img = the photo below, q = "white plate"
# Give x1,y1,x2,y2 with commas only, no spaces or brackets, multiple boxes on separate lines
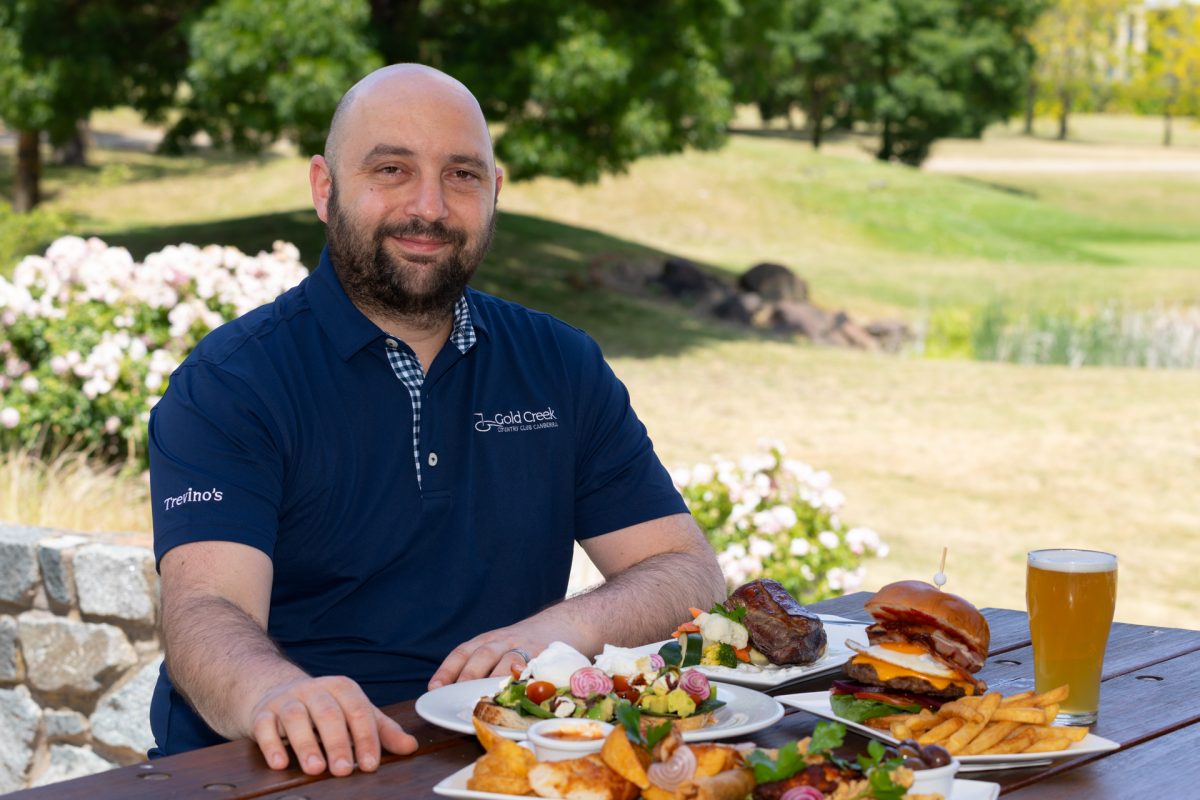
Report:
777,691,1119,773
633,615,871,689
433,751,1000,800
415,677,783,742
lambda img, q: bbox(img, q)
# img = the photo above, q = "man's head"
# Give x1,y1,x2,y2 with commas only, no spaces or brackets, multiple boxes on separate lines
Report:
310,64,502,326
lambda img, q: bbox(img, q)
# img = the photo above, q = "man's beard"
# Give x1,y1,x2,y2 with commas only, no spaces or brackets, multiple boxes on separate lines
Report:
325,183,496,327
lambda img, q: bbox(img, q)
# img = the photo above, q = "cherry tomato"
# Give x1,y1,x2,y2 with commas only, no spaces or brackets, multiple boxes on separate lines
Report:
618,688,641,703
510,664,523,681
612,675,631,693
526,681,556,705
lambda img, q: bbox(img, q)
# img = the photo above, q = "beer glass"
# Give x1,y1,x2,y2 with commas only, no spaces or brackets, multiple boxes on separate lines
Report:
1026,549,1118,726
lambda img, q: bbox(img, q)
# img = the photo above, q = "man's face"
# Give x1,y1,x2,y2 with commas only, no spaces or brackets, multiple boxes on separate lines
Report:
314,74,502,323
325,178,496,321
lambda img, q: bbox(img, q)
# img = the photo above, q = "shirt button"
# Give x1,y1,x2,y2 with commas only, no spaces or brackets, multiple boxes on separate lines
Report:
427,452,439,467
385,338,399,349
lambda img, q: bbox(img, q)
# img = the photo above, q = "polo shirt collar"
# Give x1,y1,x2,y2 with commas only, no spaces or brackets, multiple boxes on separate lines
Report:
308,246,487,360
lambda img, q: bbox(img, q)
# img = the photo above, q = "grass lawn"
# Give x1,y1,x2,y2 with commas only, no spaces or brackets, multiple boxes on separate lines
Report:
2,112,1197,626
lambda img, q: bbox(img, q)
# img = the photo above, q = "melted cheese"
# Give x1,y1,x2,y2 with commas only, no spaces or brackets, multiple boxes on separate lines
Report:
851,650,977,694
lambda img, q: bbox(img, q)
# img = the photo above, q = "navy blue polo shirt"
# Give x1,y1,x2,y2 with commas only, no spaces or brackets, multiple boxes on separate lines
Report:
146,249,686,756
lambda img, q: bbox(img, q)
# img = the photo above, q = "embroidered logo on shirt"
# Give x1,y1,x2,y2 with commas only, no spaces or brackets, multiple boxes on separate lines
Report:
163,487,224,511
474,407,559,433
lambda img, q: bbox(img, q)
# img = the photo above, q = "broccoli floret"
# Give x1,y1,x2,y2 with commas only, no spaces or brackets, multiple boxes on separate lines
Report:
701,642,739,668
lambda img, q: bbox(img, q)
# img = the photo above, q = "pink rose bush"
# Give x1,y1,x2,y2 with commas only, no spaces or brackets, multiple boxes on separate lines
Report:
672,440,887,603
0,237,308,463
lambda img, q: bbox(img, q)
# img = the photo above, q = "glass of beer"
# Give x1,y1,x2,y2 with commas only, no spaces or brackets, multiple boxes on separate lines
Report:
1026,549,1118,726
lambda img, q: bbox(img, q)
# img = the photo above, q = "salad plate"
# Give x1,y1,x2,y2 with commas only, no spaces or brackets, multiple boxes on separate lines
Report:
777,691,1119,773
634,615,870,689
415,677,783,742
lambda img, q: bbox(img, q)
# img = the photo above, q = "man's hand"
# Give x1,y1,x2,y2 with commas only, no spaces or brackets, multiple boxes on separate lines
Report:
428,616,577,690
248,674,418,775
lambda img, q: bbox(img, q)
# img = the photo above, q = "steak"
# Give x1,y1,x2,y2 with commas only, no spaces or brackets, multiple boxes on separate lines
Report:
724,579,827,665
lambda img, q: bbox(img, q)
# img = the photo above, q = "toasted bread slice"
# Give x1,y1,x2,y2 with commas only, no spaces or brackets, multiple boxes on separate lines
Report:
472,698,535,731
640,711,715,735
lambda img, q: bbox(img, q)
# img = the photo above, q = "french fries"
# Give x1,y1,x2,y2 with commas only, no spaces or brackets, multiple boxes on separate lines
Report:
894,685,1087,757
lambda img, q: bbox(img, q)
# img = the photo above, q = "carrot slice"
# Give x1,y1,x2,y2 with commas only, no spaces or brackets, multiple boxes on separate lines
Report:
735,647,751,663
689,607,705,619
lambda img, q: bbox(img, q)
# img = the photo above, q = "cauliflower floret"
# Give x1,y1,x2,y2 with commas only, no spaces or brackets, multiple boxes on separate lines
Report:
696,612,749,649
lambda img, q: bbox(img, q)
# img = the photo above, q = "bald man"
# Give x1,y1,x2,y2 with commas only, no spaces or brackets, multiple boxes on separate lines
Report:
147,64,724,776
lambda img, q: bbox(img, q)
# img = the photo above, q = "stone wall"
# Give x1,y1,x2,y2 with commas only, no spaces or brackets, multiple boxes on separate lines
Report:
0,524,161,793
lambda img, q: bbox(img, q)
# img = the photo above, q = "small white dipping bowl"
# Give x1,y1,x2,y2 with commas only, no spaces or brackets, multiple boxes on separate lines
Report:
907,757,961,798
527,718,614,762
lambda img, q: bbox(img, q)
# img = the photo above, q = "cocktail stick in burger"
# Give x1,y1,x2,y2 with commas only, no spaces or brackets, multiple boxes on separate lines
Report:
831,580,991,727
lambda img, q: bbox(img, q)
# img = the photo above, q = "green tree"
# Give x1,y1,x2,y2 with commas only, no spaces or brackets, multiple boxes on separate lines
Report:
724,0,1042,164
398,0,737,183
862,0,1045,165
0,0,201,211
174,0,736,184
164,0,382,155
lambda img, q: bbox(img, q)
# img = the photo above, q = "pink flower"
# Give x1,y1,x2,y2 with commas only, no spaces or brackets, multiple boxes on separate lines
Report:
1,408,19,429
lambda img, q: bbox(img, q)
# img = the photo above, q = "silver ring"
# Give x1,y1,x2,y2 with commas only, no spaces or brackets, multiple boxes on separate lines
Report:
505,647,531,663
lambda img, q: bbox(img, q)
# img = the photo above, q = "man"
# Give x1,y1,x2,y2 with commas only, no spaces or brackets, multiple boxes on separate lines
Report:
148,64,725,777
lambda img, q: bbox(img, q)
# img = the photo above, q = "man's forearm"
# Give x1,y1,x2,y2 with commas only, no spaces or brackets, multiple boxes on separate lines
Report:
546,548,726,655
163,593,307,739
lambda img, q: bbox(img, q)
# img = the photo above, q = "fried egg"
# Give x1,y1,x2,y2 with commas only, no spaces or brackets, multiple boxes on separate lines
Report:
849,640,956,678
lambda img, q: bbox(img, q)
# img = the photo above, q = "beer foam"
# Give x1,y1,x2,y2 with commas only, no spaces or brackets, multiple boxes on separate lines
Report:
1028,549,1117,573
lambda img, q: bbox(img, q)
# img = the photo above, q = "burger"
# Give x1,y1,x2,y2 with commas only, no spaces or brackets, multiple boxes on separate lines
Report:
831,580,990,727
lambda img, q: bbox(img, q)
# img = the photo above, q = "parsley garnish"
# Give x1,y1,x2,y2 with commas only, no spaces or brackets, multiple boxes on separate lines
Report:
746,740,804,784
709,603,748,624
614,701,672,750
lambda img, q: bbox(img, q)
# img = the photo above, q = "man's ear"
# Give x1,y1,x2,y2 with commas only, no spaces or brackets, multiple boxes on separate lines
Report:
310,155,333,222
494,166,503,204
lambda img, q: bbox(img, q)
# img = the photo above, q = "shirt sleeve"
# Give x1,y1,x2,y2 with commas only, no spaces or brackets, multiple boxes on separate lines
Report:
148,360,284,569
571,335,687,540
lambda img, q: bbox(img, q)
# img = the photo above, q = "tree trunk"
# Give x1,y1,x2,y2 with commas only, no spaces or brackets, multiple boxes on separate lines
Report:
809,89,826,150
1163,109,1173,147
53,120,89,166
878,119,894,161
1056,90,1071,141
13,129,42,213
1023,78,1035,135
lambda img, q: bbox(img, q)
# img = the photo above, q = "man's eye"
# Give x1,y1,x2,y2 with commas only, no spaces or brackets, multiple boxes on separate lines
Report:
451,170,479,181
379,165,402,175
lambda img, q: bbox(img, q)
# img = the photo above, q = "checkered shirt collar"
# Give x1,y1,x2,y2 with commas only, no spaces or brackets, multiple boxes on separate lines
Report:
449,294,475,355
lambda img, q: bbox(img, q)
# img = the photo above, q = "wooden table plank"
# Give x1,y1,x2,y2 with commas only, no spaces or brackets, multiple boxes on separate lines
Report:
1000,721,1200,798
8,705,464,800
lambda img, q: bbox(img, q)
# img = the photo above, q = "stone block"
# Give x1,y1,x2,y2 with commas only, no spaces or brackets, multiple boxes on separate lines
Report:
0,615,20,682
738,262,807,302
74,544,158,627
91,657,161,759
0,526,47,611
0,685,41,793
43,708,89,742
17,610,137,696
30,745,115,788
37,535,88,609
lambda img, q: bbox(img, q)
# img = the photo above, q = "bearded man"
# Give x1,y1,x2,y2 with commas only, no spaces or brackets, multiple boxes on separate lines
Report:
147,64,725,777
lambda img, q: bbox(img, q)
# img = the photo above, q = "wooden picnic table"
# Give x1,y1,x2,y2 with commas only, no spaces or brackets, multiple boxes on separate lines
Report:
12,591,1199,799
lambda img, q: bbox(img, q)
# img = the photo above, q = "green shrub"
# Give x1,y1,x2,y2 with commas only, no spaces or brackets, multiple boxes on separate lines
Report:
673,441,887,603
0,204,70,275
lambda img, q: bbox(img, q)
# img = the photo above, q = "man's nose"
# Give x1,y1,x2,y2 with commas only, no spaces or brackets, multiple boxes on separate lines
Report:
405,173,448,223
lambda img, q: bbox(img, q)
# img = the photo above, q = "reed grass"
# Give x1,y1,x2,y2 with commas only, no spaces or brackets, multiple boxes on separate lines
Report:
0,449,150,535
